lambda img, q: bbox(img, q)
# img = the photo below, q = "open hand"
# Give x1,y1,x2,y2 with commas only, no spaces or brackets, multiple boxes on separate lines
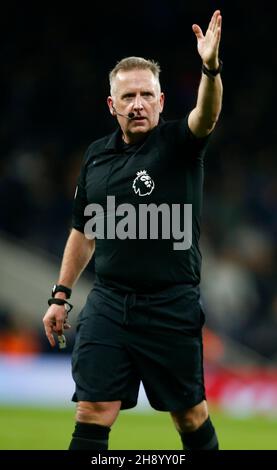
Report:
192,10,222,69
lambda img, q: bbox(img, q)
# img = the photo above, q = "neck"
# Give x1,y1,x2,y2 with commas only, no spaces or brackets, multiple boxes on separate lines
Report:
122,132,148,145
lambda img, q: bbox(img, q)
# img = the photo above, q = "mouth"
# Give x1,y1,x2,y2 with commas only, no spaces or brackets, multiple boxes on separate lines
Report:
132,116,147,122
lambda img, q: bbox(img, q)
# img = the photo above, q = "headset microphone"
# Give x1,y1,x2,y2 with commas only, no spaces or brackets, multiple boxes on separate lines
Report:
112,106,135,120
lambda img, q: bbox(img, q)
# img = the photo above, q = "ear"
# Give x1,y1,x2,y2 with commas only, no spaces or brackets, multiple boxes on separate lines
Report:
107,96,115,116
159,92,165,113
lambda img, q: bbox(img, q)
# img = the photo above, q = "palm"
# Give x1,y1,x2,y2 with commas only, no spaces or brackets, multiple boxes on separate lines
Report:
192,10,222,67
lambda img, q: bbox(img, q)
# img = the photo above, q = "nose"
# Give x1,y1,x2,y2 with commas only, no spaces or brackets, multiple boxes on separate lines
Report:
133,96,143,111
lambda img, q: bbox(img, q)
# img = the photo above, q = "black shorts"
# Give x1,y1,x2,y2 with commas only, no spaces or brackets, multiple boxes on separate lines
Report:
71,278,206,412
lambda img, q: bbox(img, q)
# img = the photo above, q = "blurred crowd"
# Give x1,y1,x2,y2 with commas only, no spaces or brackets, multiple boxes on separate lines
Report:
0,3,276,361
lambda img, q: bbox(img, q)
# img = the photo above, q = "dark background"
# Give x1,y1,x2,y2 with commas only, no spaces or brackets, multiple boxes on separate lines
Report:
0,1,276,359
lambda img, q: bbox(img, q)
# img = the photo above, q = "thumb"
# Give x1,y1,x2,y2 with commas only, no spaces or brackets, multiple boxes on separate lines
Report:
192,24,203,40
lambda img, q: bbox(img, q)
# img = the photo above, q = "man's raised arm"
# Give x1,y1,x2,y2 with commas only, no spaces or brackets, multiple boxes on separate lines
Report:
188,10,223,138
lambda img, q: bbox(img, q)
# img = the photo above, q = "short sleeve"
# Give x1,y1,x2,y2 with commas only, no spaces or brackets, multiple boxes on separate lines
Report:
176,115,213,160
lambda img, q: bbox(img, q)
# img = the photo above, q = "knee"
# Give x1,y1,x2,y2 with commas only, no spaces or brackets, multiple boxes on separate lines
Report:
76,401,121,427
171,400,209,433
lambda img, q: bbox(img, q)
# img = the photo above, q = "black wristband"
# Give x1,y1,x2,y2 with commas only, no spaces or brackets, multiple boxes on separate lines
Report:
202,59,223,79
48,298,73,313
52,284,72,299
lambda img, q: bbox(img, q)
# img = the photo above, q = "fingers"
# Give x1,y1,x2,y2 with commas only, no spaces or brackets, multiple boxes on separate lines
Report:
217,14,222,33
44,322,56,348
216,16,222,42
208,10,221,33
212,14,221,48
44,320,70,347
53,318,65,335
192,24,203,40
43,305,69,348
193,10,222,41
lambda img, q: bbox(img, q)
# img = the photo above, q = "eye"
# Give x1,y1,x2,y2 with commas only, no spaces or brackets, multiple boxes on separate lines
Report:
122,93,134,101
142,92,154,100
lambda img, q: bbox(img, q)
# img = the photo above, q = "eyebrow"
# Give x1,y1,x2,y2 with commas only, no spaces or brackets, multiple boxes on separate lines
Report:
121,91,154,99
121,92,136,98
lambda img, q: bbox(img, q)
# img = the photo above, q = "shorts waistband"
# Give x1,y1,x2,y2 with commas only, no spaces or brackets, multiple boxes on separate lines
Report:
94,275,199,297
123,292,151,325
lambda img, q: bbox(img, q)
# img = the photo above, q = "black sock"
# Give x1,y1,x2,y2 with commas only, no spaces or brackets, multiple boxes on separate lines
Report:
179,417,219,450
68,422,110,450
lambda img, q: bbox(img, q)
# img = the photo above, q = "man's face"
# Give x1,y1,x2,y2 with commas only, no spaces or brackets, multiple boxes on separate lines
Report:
107,69,164,144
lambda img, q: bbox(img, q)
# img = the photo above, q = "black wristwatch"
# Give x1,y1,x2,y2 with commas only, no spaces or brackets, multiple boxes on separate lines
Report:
202,59,223,78
52,284,72,299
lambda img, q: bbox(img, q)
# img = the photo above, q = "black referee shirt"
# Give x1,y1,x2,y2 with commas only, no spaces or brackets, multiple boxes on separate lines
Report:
72,116,211,292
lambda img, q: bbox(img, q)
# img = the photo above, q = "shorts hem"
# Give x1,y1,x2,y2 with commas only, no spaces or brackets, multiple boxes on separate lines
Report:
71,392,138,410
148,392,206,412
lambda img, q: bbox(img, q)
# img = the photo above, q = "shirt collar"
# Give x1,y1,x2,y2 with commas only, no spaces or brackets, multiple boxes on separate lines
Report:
104,126,122,151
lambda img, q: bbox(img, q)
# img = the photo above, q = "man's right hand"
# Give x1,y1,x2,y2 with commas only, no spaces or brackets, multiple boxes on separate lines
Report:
43,304,71,347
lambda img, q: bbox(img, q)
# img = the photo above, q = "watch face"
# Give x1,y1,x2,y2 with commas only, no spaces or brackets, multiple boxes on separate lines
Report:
52,284,57,295
51,284,71,298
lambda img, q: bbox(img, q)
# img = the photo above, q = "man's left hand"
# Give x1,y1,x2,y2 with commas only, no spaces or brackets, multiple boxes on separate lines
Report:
192,10,222,70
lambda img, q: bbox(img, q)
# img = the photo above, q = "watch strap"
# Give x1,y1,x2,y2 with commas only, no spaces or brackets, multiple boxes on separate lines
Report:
52,284,72,299
202,59,223,78
48,298,73,312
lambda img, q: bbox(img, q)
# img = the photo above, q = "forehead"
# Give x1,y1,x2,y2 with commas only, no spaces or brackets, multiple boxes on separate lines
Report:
113,69,158,94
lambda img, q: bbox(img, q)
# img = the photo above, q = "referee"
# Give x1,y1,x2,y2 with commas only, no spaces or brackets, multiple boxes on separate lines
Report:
43,10,223,450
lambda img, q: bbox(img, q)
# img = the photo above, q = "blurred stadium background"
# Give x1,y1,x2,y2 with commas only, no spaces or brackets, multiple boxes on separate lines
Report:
0,1,276,450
